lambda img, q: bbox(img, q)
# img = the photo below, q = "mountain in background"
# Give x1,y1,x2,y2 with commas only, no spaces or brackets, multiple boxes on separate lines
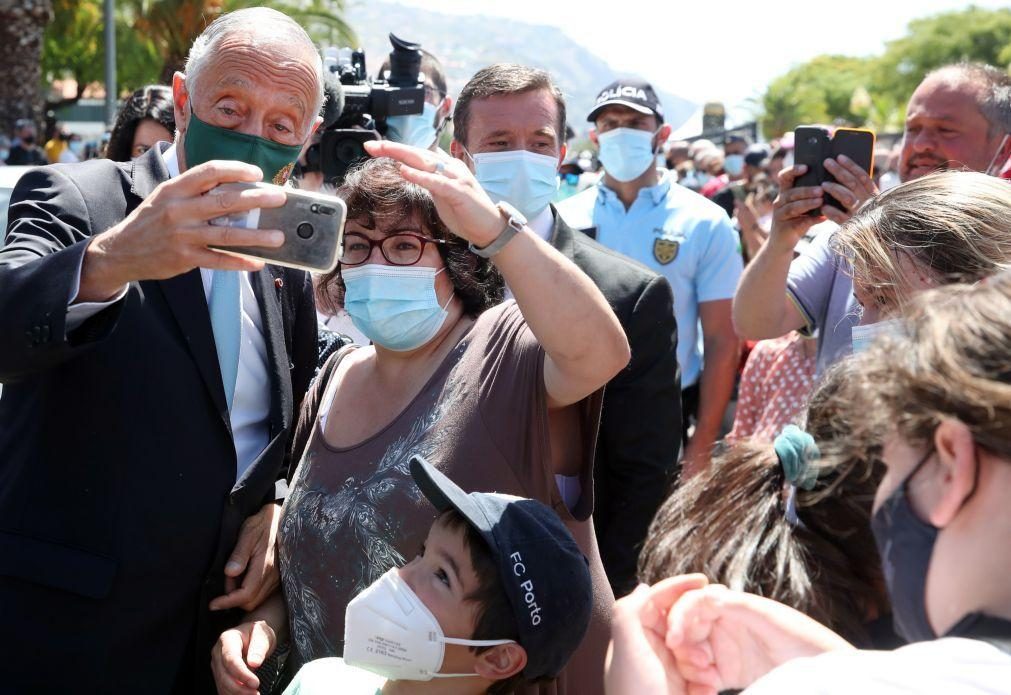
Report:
339,1,697,137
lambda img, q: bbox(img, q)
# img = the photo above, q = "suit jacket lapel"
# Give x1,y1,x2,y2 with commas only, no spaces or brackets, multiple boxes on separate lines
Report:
549,205,577,260
251,267,293,440
130,144,232,431
158,272,231,431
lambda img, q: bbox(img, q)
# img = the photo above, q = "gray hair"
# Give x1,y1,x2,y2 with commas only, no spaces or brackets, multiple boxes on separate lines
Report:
185,7,325,118
926,62,1011,137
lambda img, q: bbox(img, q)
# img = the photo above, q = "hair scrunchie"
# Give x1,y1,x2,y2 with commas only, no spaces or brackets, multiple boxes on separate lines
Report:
774,425,820,491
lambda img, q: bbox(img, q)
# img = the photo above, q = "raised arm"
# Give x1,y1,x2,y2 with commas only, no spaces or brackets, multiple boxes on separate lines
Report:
734,157,878,340
365,140,631,408
732,165,821,339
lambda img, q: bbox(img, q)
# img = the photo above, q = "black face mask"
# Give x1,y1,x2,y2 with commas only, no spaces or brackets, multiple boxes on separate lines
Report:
871,449,977,644
22,135,35,146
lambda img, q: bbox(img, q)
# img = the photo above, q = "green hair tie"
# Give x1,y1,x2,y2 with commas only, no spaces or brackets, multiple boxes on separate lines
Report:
774,425,820,491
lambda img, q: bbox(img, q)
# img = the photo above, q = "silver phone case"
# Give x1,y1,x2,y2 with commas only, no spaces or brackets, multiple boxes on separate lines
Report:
209,182,346,273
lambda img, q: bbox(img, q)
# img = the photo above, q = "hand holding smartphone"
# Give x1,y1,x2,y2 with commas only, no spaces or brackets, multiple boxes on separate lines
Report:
208,182,347,273
793,126,876,214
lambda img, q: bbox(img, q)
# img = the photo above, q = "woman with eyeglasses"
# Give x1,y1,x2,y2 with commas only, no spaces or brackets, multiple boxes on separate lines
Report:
211,143,629,695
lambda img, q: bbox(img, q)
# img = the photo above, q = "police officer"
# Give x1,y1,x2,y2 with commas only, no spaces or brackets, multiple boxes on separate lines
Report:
557,78,742,476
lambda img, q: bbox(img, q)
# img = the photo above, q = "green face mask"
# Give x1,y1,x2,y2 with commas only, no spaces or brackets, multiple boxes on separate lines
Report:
182,106,304,184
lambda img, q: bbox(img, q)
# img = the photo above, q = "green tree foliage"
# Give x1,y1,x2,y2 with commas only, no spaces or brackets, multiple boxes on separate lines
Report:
761,56,874,137
872,6,1011,104
42,0,355,96
41,0,161,104
761,6,1011,138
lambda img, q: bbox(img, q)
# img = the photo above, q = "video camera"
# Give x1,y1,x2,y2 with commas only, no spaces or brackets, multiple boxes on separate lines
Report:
316,33,427,185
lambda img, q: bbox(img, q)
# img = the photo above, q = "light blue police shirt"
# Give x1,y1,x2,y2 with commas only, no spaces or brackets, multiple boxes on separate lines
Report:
557,171,743,388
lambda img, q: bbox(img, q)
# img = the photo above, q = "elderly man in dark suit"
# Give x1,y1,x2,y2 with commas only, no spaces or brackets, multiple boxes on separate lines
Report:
451,64,682,597
0,8,324,693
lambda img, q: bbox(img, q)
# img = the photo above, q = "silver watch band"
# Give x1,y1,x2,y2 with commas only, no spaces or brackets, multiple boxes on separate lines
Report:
469,202,526,258
468,221,520,258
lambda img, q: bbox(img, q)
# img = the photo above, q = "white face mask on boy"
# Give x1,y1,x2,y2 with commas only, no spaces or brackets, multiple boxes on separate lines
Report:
344,567,515,681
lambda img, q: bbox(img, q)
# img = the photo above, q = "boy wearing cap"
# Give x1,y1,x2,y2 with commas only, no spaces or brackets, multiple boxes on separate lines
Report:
271,455,593,694
557,78,743,476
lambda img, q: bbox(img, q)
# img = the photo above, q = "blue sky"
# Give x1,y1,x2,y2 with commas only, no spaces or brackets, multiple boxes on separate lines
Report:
388,0,1009,121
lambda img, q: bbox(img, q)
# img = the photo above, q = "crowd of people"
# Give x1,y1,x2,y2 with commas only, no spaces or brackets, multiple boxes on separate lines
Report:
1,6,1010,694
1,85,176,168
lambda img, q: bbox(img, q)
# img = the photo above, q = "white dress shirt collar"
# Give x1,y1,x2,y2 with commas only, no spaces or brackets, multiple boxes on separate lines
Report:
163,142,181,179
528,205,555,242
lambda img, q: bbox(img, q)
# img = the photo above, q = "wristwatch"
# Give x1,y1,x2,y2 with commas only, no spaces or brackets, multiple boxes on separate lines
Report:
469,201,527,258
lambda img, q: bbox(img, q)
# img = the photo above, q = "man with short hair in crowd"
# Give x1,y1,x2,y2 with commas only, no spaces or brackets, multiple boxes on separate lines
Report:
733,61,1011,374
712,143,771,218
722,133,749,181
557,78,742,476
0,8,323,691
664,139,691,170
451,64,681,599
5,118,48,166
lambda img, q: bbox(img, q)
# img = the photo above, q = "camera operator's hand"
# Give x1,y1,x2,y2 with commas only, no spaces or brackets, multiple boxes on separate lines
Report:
820,154,878,224
363,140,504,248
78,161,288,303
769,165,824,253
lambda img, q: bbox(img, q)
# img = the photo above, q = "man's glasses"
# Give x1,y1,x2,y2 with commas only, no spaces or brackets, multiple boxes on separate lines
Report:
339,231,447,267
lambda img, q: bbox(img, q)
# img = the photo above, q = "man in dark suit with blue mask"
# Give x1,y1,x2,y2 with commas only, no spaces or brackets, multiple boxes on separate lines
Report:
0,8,323,692
450,64,682,598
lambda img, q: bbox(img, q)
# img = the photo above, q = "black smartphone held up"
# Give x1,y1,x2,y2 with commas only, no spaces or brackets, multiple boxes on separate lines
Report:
793,126,831,192
208,183,347,273
793,125,876,213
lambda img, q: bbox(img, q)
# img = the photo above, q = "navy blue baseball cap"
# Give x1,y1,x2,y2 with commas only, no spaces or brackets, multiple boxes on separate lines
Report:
409,455,592,680
587,77,665,123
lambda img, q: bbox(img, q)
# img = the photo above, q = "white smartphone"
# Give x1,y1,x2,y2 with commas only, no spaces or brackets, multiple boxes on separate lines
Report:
208,182,347,273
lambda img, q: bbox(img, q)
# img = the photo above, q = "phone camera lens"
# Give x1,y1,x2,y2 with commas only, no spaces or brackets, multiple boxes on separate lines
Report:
297,222,314,239
318,205,335,216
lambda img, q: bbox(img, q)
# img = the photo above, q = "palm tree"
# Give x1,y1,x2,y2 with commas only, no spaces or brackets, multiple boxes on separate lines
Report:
0,0,54,135
121,0,355,84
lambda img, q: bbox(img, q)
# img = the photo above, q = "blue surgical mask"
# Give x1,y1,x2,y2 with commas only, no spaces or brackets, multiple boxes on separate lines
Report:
596,127,657,182
386,102,440,149
342,264,452,351
851,318,904,354
69,141,85,157
724,154,744,176
0,149,9,161
470,149,559,219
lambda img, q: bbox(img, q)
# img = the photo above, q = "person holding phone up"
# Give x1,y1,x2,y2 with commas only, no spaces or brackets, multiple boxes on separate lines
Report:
732,62,1011,376
0,8,326,692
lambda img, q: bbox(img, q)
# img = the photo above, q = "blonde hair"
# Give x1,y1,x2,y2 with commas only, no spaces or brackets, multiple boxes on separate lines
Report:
850,271,1011,459
834,171,1011,310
